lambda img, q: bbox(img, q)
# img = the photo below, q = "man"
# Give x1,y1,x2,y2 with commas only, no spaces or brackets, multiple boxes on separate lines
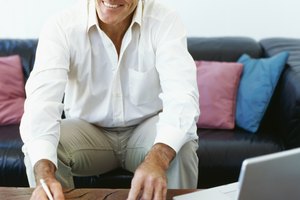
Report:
20,0,199,199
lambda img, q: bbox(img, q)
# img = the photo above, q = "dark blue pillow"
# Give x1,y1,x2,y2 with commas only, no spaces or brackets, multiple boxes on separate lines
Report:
236,51,289,133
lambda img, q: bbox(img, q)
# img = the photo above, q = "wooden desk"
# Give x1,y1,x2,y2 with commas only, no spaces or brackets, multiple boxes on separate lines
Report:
0,187,198,200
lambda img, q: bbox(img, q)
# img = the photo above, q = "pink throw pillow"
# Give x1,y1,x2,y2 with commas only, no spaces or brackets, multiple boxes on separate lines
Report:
196,61,243,129
0,55,25,125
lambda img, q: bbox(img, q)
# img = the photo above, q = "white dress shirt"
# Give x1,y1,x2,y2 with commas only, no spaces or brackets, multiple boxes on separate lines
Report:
20,0,200,168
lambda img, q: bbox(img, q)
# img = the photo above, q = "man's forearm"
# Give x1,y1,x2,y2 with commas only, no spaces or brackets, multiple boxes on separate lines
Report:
144,143,176,171
34,159,57,184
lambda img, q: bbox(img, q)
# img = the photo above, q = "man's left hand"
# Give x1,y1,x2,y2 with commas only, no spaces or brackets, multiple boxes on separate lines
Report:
127,143,176,200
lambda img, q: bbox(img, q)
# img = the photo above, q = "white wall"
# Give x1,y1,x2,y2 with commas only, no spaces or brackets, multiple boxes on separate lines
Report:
1,0,300,40
162,0,300,40
0,0,74,38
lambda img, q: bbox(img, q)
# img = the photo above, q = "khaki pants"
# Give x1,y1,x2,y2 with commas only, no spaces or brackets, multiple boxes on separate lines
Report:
25,115,199,189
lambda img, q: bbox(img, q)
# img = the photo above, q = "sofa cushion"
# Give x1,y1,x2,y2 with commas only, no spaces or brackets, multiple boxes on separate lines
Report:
0,55,25,125
0,124,28,187
196,61,243,129
197,128,284,188
236,52,289,133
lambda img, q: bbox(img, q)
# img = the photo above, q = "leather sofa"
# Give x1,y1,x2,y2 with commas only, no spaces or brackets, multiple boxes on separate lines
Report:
0,37,300,189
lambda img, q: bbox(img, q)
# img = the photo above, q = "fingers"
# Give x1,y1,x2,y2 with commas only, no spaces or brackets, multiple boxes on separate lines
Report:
151,177,167,200
127,176,143,200
153,182,167,200
127,170,167,200
49,181,65,200
30,185,49,200
30,179,65,200
128,182,167,200
141,181,154,200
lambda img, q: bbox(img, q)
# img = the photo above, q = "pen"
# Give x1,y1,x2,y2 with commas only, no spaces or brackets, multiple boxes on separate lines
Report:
40,179,54,200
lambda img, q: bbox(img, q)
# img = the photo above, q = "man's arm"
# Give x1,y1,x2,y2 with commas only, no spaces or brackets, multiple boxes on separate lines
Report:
127,143,176,200
128,2,199,200
20,13,70,200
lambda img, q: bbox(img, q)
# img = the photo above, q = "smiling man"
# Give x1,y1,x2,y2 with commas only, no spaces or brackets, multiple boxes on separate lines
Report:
20,0,199,199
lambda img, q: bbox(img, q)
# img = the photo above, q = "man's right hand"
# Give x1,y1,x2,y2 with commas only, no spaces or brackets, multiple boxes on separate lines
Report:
30,159,65,200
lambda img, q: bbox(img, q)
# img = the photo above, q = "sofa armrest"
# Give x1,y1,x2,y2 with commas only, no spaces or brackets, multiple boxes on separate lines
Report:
260,38,300,148
278,67,300,148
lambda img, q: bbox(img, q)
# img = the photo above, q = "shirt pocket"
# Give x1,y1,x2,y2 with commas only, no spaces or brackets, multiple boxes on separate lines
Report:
128,67,161,106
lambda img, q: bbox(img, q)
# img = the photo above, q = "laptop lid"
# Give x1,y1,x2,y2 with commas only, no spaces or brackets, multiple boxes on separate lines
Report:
173,147,300,200
237,147,300,200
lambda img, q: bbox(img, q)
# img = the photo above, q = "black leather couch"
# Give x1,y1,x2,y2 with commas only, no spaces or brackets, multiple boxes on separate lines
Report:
0,37,300,189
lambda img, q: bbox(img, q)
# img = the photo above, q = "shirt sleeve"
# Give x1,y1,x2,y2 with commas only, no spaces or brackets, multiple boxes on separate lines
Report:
153,11,200,153
19,15,70,168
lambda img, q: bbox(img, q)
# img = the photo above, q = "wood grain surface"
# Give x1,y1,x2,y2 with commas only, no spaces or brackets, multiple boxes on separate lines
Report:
0,187,198,200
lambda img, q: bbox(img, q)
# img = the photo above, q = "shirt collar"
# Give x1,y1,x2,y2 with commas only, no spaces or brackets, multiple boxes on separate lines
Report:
87,0,143,33
87,0,98,32
132,0,143,27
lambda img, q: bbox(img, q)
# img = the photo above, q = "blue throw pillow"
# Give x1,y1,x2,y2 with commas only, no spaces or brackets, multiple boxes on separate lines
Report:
236,51,289,133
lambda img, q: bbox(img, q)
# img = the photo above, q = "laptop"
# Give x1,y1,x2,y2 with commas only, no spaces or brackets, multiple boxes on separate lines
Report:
173,147,300,200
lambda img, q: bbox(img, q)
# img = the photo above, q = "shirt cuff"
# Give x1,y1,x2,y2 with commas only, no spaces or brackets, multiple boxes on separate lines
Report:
154,124,188,153
27,139,58,168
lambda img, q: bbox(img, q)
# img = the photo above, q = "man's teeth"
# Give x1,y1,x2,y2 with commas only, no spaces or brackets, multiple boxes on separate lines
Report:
103,2,119,8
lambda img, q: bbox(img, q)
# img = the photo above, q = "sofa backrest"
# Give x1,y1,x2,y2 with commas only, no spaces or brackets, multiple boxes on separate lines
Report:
1,37,263,80
187,37,263,62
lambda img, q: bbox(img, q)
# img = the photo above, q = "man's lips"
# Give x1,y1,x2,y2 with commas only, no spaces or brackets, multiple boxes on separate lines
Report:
102,1,122,8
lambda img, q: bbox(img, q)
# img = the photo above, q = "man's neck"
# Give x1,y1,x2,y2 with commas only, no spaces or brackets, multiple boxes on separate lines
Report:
99,15,133,56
